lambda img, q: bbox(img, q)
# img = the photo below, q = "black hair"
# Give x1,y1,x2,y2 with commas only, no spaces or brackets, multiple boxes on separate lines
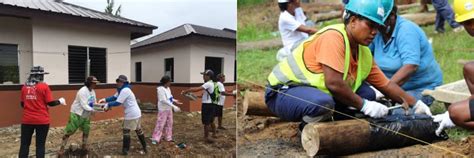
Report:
159,75,171,86
85,76,97,88
278,2,288,12
217,73,225,79
391,5,398,16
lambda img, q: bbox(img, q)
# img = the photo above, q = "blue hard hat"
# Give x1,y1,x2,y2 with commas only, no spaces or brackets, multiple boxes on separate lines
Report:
381,0,395,21
345,0,386,25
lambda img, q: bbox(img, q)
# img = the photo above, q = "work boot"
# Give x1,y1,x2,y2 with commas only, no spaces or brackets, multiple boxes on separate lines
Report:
122,135,131,155
137,134,148,154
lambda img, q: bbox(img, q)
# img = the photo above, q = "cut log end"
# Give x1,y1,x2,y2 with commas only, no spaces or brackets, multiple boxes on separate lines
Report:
242,90,250,116
301,123,320,157
242,91,276,116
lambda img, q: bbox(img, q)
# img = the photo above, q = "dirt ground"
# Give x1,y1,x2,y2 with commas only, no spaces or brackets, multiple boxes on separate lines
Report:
237,108,474,157
0,108,236,157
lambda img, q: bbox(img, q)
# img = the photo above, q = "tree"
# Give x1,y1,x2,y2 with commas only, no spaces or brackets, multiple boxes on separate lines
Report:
105,0,121,17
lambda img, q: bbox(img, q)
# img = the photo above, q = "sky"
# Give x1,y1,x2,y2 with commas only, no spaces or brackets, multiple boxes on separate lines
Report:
65,0,237,41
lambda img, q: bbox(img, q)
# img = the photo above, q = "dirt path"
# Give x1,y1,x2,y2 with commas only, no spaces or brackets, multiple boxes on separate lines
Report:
0,108,236,157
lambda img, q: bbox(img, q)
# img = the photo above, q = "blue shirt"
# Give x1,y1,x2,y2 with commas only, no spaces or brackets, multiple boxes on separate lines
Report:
369,16,442,91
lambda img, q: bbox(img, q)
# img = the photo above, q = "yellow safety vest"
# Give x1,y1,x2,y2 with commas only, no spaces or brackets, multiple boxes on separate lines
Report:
267,24,373,95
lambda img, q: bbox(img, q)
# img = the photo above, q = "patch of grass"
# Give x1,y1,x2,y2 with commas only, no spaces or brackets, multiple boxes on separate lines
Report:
237,24,276,42
446,128,474,141
318,18,342,28
237,48,278,85
238,0,267,8
422,25,474,83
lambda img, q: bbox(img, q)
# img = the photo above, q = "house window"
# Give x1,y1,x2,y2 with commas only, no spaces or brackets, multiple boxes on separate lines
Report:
165,58,174,81
205,57,223,79
68,46,106,83
0,44,19,84
135,62,142,82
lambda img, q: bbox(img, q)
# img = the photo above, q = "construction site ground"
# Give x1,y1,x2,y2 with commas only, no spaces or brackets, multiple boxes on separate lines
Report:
0,108,237,157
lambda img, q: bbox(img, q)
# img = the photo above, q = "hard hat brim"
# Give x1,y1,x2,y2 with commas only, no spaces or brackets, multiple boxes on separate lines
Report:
456,11,474,22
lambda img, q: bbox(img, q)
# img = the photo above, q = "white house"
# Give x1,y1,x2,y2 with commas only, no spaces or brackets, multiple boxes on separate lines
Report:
131,24,236,84
0,0,156,85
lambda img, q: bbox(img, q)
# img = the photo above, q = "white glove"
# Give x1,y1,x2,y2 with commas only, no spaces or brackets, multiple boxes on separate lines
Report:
361,99,389,118
171,104,181,112
102,103,109,111
413,100,432,116
433,111,456,136
369,86,384,100
58,97,67,105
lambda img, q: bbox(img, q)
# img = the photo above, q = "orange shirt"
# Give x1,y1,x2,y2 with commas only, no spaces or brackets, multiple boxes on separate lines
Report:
303,30,389,88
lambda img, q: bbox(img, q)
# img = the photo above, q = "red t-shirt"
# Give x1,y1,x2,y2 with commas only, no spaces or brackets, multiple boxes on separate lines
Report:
21,82,54,124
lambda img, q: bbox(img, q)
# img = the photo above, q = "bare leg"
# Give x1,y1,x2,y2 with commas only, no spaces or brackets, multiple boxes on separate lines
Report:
204,125,214,143
58,134,70,156
448,100,474,130
210,123,217,138
463,62,474,94
81,133,89,152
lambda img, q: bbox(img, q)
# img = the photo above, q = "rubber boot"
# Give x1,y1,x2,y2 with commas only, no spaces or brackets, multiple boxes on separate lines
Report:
137,134,148,154
122,134,131,155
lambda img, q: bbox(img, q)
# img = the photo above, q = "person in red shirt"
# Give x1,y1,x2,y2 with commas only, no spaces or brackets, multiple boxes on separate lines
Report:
19,66,66,158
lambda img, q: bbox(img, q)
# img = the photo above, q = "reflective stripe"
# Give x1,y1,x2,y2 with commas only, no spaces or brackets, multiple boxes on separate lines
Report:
287,54,310,84
271,64,290,84
267,24,373,94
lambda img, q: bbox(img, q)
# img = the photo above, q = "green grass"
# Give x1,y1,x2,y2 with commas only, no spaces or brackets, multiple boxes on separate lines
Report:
238,0,267,8
421,25,474,83
237,24,276,42
237,48,279,85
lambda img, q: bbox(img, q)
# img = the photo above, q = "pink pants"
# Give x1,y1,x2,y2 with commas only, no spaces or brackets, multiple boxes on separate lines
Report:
152,110,173,143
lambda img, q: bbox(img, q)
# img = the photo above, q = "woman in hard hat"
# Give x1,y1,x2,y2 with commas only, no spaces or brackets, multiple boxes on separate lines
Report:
370,1,443,107
276,0,318,61
432,0,474,136
265,0,432,130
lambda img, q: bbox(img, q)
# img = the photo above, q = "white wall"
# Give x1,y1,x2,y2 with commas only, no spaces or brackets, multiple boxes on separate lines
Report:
189,36,235,83
131,39,192,83
131,36,236,84
0,17,33,83
31,18,131,84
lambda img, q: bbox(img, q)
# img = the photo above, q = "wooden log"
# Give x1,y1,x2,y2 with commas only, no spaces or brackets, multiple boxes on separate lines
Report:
402,13,436,26
312,11,342,22
422,80,470,104
301,115,446,156
301,120,370,156
237,38,282,52
242,91,276,116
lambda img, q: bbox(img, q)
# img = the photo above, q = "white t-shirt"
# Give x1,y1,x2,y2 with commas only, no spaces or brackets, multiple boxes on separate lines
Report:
157,86,174,111
217,82,226,106
201,81,215,104
278,7,308,53
114,88,142,120
71,86,96,117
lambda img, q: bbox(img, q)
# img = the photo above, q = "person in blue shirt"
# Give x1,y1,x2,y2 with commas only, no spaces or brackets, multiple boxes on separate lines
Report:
369,5,443,105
